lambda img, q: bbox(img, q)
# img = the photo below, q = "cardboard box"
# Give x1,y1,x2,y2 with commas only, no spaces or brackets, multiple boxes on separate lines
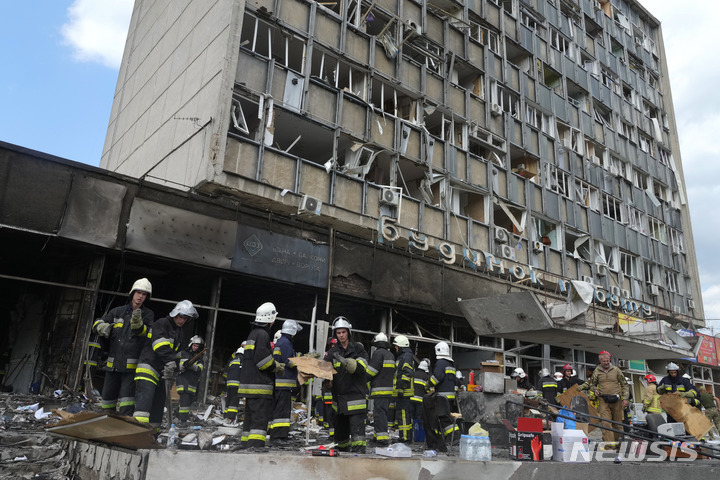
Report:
552,429,590,463
509,418,543,461
481,361,502,373
575,422,589,436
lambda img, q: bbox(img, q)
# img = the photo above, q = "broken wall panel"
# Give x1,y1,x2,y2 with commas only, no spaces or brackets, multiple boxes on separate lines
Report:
314,11,341,50
306,83,339,124
223,138,260,178
279,0,310,33
299,161,331,203
235,54,270,92
345,29,371,64
340,97,368,138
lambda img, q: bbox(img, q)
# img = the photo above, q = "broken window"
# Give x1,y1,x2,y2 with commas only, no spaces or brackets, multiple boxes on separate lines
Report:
564,230,592,261
240,15,306,73
644,261,660,285
311,49,368,100
450,183,487,222
493,201,527,237
490,81,519,118
557,123,584,156
593,102,613,130
533,217,560,250
620,251,639,278
628,54,645,79
648,216,667,244
574,179,599,210
669,228,685,253
638,134,655,157
550,29,572,58
665,269,678,293
594,240,618,272
525,105,555,137
510,153,539,182
336,139,391,186
539,62,564,96
543,164,570,198
584,16,604,47
566,81,588,112
470,23,500,54
632,169,648,190
521,9,543,34
451,60,485,99
626,205,648,234
621,83,634,105
600,68,616,91
619,121,635,142
601,193,623,222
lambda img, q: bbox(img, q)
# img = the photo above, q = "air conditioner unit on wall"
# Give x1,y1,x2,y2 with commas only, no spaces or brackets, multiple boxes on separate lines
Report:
494,227,509,244
618,359,629,369
648,284,660,296
688,299,696,310
532,241,544,254
298,195,322,216
491,103,503,116
496,244,516,261
595,263,607,276
673,305,682,314
593,0,602,11
380,187,400,207
671,244,681,255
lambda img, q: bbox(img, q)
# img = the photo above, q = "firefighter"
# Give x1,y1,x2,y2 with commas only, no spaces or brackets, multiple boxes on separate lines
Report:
366,332,394,445
558,363,582,393
133,300,198,424
423,341,461,451
642,374,662,414
238,302,285,449
269,319,302,445
176,335,204,424
224,343,244,422
93,278,154,415
393,334,414,443
512,367,534,390
325,316,369,453
411,358,431,421
539,368,558,406
657,362,699,422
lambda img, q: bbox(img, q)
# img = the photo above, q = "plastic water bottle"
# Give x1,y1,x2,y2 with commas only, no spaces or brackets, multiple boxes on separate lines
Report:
477,436,491,461
167,424,177,449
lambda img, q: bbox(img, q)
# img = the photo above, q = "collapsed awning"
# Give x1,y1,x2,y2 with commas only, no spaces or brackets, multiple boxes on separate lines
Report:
457,292,695,360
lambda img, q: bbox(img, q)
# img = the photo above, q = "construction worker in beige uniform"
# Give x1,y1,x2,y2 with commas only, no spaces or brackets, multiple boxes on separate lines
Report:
578,350,629,444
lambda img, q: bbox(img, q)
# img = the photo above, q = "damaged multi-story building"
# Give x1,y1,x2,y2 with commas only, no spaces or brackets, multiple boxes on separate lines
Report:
2,0,717,403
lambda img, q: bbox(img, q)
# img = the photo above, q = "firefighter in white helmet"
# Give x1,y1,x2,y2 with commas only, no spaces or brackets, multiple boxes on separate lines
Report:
324,316,369,453
269,320,302,445
224,342,245,422
133,299,198,424
393,335,414,443
512,367,534,390
367,332,394,445
176,335,205,424
423,341,461,452
412,358,431,424
657,361,699,422
238,302,285,449
91,278,154,416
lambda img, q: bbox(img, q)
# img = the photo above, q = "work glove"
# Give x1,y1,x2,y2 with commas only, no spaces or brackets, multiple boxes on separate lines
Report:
189,363,200,372
656,385,668,394
95,321,112,338
333,353,357,374
286,358,296,368
577,383,589,392
178,362,186,374
678,391,692,398
275,362,286,376
163,361,178,380
130,308,143,330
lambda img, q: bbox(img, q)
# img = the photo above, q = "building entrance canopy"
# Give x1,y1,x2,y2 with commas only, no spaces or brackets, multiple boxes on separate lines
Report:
458,292,695,360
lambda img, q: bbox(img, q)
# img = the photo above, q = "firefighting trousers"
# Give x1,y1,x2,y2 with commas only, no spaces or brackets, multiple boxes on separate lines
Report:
242,397,272,448
334,412,366,453
372,397,390,441
421,393,458,452
269,389,292,439
133,378,168,424
411,400,424,421
177,389,196,421
396,396,412,442
100,371,137,416
225,386,240,420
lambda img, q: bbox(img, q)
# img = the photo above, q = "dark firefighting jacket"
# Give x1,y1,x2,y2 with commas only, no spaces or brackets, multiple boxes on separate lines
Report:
238,326,280,398
93,304,154,372
327,341,369,414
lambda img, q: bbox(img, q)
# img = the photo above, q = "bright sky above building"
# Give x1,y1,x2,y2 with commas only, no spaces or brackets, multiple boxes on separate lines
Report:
0,0,718,332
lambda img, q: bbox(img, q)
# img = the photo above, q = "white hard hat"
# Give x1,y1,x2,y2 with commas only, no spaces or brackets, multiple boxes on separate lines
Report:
129,278,152,296
393,335,410,348
189,335,204,347
255,302,278,324
435,341,451,359
372,332,388,343
170,300,199,319
554,372,563,381
456,370,463,379
418,359,430,372
281,319,302,336
236,346,244,355
273,330,282,342
513,367,526,378
682,373,691,380
539,368,550,378
332,316,352,332
666,362,680,371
